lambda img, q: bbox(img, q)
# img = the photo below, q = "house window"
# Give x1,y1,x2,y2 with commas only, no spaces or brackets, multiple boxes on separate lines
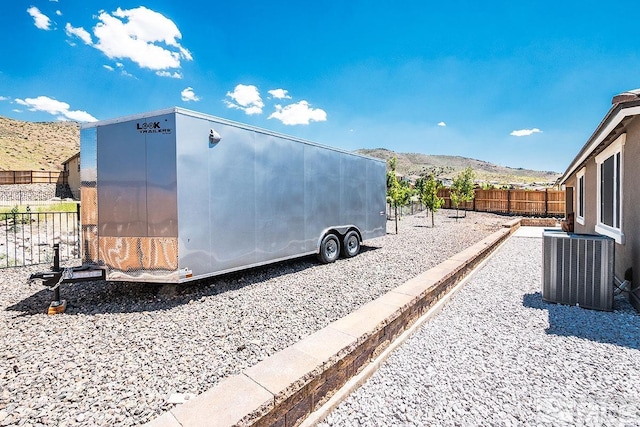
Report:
576,168,585,225
595,133,625,243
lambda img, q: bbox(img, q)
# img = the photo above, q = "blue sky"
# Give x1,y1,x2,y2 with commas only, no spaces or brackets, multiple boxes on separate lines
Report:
2,1,640,173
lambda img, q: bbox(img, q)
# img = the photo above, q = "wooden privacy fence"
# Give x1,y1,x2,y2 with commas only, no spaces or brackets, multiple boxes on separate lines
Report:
0,171,67,185
438,188,565,216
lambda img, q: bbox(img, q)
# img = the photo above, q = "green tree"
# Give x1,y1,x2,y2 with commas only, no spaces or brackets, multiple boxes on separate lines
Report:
450,167,476,220
386,157,398,187
414,175,426,195
450,188,466,221
419,174,444,227
386,157,410,234
480,182,495,190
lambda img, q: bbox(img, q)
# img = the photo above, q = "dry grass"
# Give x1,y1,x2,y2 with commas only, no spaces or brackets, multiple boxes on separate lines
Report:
0,116,79,171
357,148,561,185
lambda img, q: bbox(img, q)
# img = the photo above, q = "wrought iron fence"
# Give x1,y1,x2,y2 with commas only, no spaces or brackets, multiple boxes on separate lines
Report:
387,200,425,218
1,208,80,268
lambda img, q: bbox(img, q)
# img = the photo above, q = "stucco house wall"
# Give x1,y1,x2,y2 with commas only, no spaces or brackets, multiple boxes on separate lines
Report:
619,117,640,306
561,92,640,311
572,158,598,234
63,152,80,199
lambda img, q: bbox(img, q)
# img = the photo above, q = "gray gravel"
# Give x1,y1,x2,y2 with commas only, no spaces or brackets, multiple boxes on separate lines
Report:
320,235,640,427
0,210,505,426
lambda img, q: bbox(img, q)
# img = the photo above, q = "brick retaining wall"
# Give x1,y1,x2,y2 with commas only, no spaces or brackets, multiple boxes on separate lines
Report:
148,221,520,427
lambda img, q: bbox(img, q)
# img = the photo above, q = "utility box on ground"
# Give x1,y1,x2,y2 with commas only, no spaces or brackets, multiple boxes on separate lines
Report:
542,231,614,311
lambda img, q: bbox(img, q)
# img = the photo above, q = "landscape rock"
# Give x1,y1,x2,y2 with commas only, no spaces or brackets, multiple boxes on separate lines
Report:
0,211,504,426
320,236,640,426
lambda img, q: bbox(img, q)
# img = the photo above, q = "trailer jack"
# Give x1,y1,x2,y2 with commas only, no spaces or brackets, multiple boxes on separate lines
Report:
28,244,106,315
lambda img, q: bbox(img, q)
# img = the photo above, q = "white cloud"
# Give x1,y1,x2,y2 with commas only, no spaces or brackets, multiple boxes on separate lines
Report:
67,6,192,73
103,63,134,77
268,101,327,125
225,84,264,115
64,110,98,122
437,121,447,127
14,96,97,122
156,70,182,79
268,89,291,99
27,6,52,30
65,23,93,45
510,128,542,137
181,87,200,102
0,96,9,101
56,10,62,16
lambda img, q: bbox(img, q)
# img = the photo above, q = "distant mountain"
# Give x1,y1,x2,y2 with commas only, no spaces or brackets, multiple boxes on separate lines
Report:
356,148,561,185
0,116,560,185
0,116,80,171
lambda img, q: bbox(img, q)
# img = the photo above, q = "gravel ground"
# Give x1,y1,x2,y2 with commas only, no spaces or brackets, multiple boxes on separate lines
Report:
320,234,640,426
0,210,505,426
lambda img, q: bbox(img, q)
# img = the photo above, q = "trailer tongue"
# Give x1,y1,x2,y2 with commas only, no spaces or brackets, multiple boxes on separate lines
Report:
28,244,105,314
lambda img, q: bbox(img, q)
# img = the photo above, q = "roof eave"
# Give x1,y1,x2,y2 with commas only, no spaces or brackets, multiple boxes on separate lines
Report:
62,152,80,165
560,100,640,184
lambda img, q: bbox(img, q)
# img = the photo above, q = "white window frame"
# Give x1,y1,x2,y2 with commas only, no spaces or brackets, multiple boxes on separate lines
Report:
576,167,585,225
595,133,625,244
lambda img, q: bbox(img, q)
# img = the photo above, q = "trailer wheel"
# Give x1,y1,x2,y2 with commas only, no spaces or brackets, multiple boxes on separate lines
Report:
341,230,360,258
318,234,340,264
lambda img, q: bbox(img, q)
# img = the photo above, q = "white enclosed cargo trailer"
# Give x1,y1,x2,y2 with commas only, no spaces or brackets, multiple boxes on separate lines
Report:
75,107,386,283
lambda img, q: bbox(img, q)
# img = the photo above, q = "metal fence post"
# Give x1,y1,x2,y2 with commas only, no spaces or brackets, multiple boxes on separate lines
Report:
52,244,61,302
76,203,81,255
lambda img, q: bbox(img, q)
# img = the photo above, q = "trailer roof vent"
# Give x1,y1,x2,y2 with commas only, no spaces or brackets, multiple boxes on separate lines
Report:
209,128,221,144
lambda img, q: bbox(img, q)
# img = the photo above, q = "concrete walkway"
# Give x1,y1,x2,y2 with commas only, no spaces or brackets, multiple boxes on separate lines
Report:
512,225,559,238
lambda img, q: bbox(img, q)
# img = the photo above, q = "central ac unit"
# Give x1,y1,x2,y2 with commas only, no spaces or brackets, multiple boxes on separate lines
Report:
542,231,614,311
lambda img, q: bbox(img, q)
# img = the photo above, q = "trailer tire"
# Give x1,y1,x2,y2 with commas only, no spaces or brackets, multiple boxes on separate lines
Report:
341,230,360,258
318,234,340,264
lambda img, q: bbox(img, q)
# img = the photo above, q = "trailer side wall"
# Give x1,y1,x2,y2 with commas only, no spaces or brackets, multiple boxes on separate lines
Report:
175,112,386,280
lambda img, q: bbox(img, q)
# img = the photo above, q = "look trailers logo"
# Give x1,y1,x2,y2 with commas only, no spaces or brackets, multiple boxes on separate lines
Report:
136,122,172,134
